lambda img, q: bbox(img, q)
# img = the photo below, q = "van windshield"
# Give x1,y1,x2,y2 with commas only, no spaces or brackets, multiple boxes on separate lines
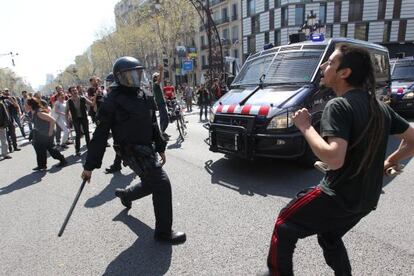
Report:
392,62,414,81
232,50,324,86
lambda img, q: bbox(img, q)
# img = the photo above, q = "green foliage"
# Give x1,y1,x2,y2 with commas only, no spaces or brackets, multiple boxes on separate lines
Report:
0,68,32,95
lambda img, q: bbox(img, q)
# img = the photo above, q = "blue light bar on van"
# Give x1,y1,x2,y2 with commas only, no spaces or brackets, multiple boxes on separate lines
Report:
311,33,325,42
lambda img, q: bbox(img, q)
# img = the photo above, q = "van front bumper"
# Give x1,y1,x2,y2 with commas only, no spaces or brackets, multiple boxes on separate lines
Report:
208,123,306,159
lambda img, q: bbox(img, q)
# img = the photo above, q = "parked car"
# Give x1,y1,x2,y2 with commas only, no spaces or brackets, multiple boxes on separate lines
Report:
206,38,390,166
389,57,414,113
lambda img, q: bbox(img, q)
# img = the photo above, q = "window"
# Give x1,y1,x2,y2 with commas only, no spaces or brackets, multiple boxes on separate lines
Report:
274,0,281,9
274,29,281,46
222,29,229,40
372,52,389,83
265,0,269,11
325,24,333,38
232,26,239,42
334,1,341,23
234,49,239,59
233,51,324,85
393,0,402,19
355,23,368,40
232,4,238,20
383,21,391,42
265,32,270,44
201,55,206,67
201,35,205,47
295,5,305,26
378,0,386,20
252,15,260,34
222,8,228,22
247,36,256,53
247,0,256,16
270,9,275,30
319,3,327,24
281,7,288,27
349,0,363,22
340,24,347,37
398,20,407,41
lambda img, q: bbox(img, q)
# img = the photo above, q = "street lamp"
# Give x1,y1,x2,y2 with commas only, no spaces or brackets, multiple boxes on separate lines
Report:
298,10,325,39
0,51,19,66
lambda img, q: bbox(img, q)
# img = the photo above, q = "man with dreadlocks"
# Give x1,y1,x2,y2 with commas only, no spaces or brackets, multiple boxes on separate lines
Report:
264,44,414,276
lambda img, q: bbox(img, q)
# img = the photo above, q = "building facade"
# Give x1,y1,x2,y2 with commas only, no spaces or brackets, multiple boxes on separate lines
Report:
241,0,414,59
195,0,243,84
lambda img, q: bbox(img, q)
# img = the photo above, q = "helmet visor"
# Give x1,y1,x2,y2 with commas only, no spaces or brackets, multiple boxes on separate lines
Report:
117,69,143,87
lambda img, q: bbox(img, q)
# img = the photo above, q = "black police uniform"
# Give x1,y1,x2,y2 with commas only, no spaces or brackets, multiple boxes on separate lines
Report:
83,85,174,235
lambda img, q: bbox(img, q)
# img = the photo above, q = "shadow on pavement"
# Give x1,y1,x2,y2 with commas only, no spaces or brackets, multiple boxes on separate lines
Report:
84,172,135,208
104,209,172,276
205,157,322,198
205,135,413,198
0,171,47,195
167,137,184,149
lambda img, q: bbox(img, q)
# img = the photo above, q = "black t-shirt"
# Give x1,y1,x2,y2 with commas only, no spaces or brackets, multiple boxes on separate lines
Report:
319,89,409,212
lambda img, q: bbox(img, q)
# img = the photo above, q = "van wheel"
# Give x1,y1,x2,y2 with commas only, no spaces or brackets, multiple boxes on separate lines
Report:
298,145,317,168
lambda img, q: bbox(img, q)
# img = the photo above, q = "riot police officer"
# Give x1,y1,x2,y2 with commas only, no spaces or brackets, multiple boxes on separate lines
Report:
81,57,186,244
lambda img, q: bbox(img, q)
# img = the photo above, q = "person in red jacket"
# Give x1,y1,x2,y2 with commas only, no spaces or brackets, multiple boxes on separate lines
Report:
163,81,176,101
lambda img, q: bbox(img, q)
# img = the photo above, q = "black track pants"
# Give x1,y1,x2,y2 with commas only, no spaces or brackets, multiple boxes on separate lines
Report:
267,187,369,276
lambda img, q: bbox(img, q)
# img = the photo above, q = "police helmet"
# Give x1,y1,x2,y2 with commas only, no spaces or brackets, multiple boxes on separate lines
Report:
113,56,144,88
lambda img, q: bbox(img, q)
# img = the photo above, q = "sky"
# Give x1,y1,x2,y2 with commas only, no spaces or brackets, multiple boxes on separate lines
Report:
0,0,120,89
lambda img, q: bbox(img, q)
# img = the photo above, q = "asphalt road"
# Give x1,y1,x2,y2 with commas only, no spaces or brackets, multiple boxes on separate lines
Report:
1,108,413,275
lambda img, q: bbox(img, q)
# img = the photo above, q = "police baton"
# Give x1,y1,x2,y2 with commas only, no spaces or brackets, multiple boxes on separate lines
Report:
58,179,87,237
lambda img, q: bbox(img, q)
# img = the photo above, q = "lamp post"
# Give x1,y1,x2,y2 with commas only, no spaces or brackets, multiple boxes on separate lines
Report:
298,10,325,39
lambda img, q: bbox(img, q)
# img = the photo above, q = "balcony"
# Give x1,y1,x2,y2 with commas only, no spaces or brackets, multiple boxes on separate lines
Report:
220,38,231,46
232,14,238,21
201,64,210,70
214,16,230,26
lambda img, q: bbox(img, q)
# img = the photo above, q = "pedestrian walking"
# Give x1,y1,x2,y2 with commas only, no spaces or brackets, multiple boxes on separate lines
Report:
0,97,11,160
197,83,209,121
2,89,21,152
87,76,101,123
26,98,67,171
53,93,69,148
66,86,93,156
183,83,193,112
81,56,186,244
264,44,414,275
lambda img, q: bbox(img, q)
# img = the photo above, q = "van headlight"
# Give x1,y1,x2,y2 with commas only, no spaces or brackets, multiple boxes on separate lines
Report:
403,92,414,99
209,108,215,122
267,108,297,129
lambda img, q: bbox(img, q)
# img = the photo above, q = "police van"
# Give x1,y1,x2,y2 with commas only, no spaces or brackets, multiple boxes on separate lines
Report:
206,38,390,166
389,56,414,112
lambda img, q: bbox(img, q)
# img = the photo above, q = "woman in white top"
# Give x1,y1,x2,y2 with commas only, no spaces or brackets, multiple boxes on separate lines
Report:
53,93,69,147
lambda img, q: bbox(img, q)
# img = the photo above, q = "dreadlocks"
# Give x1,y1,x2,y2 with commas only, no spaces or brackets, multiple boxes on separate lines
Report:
335,43,385,176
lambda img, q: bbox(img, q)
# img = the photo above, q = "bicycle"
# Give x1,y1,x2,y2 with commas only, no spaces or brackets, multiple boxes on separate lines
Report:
166,98,187,141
